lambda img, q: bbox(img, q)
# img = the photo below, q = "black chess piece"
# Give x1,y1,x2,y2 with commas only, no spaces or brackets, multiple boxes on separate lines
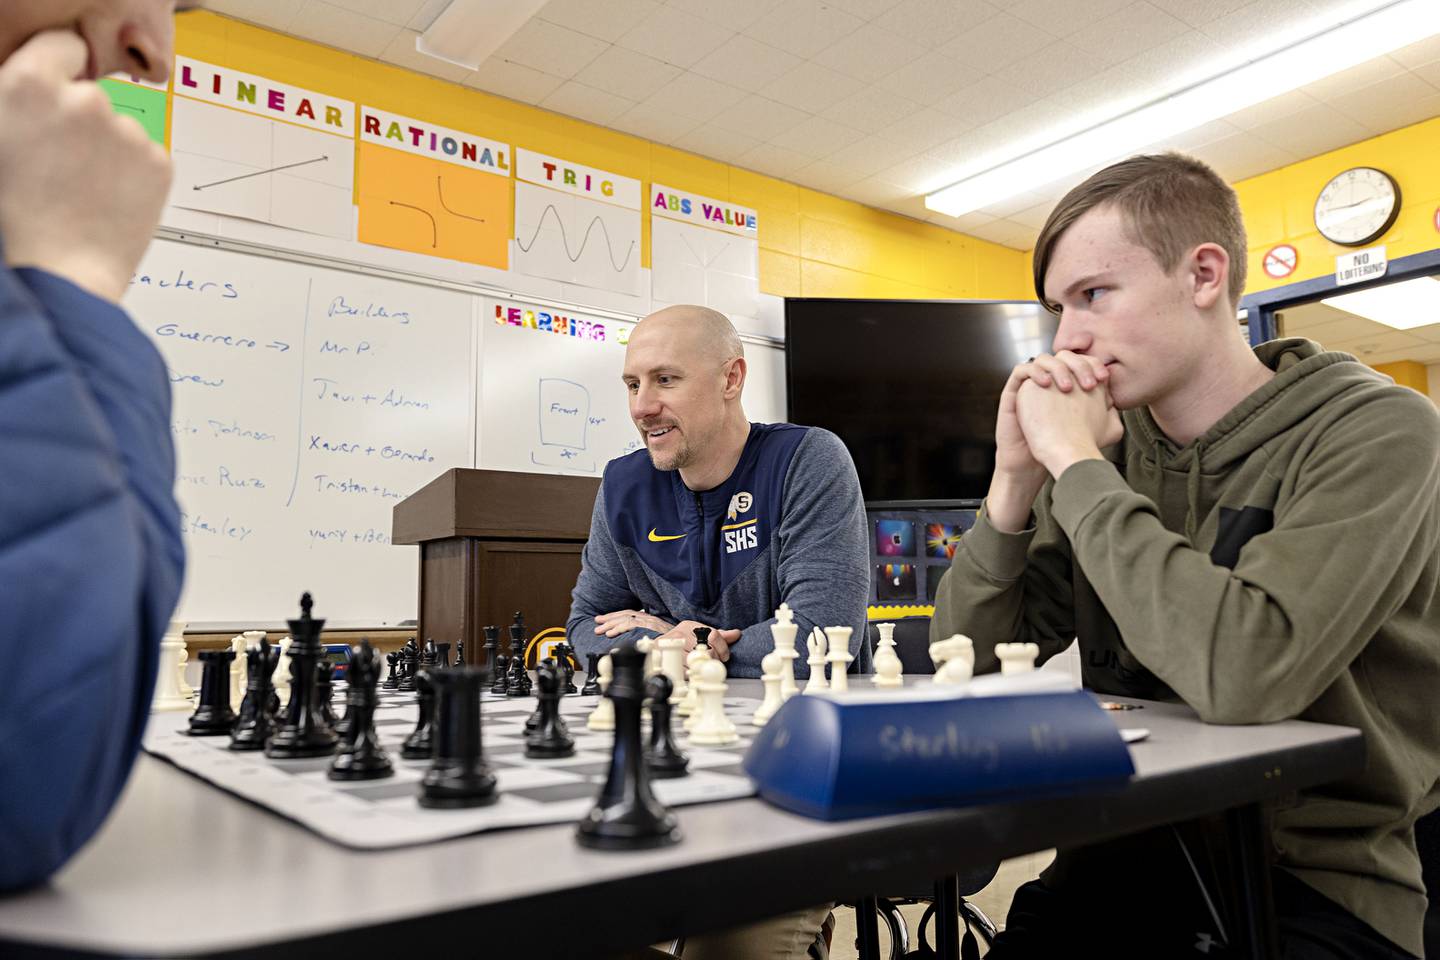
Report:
482,624,498,668
382,650,400,690
525,661,575,758
576,641,681,850
643,674,689,778
434,641,451,672
506,623,531,697
316,652,338,729
419,666,497,808
553,641,579,695
266,593,339,759
454,638,466,668
230,639,280,750
581,651,602,697
330,639,393,781
397,638,419,693
187,649,237,736
402,655,439,760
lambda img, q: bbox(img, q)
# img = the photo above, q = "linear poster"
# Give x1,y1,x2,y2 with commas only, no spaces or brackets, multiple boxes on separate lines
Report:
512,150,641,297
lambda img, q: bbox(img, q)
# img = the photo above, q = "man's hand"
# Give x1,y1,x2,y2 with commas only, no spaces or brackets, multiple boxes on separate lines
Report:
1014,373,1123,479
988,351,1112,530
594,609,673,638
658,620,742,663
0,31,174,303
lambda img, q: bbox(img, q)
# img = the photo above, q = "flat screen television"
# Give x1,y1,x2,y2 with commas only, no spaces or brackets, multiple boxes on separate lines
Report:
785,298,1058,504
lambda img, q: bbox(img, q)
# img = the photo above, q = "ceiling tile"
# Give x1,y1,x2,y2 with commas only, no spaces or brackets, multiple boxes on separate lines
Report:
821,87,924,134
1327,83,1440,139
407,0,449,31
1008,201,1057,229
1190,131,1298,182
689,35,804,93
736,142,817,178
537,0,662,43
1391,33,1440,71
1303,55,1407,102
977,189,1049,219
792,159,867,194
1197,0,1328,59
203,0,299,31
876,195,932,220
965,217,1039,249
759,62,866,114
616,4,733,68
938,13,1056,75
289,1,399,57
664,0,776,32
1008,0,1133,37
876,152,957,192
1411,59,1440,91
844,177,911,207
711,94,813,140
876,108,965,156
933,76,1039,128
875,51,983,105
466,58,567,104
540,81,637,125
1041,63,1147,121
993,41,1098,100
638,72,748,122
1156,118,1242,152
1224,89,1322,131
940,209,999,232
494,18,609,79
819,136,911,179
873,0,1003,49
1066,1,1190,69
1248,102,1373,161
1119,29,1227,90
378,28,473,82
673,123,763,162
320,0,427,26
811,26,915,84
769,115,866,155
574,46,683,103
610,101,703,142
743,0,866,59
1144,0,1253,30
823,0,908,18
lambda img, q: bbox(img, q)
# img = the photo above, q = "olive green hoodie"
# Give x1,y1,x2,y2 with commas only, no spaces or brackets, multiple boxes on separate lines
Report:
931,338,1440,956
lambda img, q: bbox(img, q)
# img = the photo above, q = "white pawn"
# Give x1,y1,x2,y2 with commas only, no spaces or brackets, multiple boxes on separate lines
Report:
658,635,687,703
930,634,975,686
824,626,854,693
636,637,660,679
678,643,710,722
689,659,738,745
587,654,615,731
872,622,903,688
803,627,829,695
176,640,194,698
273,635,294,702
996,642,1040,675
152,619,190,711
753,651,785,726
770,606,800,701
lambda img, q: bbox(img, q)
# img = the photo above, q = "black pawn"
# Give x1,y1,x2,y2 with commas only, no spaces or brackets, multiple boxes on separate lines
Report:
402,661,438,759
330,640,393,781
506,624,531,697
526,661,575,758
382,651,400,690
576,641,681,850
187,649,237,736
487,626,508,696
316,654,338,729
581,651,602,697
454,638,466,668
419,666,497,808
434,641,451,672
482,625,499,671
643,674,689,779
398,638,419,693
266,593,339,759
553,641,579,695
230,639,280,750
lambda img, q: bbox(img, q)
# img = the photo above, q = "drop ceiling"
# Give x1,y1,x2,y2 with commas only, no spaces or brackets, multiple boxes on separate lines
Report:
199,0,1440,250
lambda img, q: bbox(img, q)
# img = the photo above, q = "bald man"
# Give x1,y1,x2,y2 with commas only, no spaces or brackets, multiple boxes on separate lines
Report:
567,304,869,682
1,1,199,890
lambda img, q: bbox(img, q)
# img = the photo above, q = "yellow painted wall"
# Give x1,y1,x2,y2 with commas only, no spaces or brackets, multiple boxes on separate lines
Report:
1372,360,1431,394
176,12,1029,303
1235,115,1440,295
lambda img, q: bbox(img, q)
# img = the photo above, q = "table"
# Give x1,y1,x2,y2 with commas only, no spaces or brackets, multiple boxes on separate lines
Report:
0,689,1364,959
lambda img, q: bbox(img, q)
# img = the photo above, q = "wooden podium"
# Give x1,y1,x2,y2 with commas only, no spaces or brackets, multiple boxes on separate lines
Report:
392,469,601,666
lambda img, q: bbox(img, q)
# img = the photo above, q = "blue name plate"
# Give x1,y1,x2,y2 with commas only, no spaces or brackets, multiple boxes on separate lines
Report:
741,675,1136,820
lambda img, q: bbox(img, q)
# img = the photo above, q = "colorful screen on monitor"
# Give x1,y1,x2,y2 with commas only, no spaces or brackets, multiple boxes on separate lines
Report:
926,523,963,559
875,520,915,556
877,563,917,601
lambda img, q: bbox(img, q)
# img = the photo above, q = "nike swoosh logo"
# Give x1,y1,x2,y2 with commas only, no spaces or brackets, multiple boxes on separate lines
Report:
648,529,687,542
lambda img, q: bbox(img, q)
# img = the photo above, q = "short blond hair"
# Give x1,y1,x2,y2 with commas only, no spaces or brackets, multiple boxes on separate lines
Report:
1033,153,1248,312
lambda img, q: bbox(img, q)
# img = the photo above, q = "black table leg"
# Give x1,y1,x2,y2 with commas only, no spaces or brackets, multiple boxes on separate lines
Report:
855,896,882,960
1225,804,1279,960
933,875,961,960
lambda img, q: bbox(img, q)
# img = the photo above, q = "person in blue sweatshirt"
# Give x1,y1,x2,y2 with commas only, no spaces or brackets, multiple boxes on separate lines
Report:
0,0,196,892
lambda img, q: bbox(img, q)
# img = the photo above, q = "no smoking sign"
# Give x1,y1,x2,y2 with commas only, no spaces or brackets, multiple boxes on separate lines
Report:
1263,244,1298,279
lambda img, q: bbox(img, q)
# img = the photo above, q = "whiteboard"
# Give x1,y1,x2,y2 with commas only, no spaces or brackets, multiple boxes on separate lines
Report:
477,298,786,477
124,239,474,624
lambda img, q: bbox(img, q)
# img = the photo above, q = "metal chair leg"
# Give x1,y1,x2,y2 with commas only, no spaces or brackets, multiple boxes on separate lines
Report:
958,899,998,946
878,898,910,960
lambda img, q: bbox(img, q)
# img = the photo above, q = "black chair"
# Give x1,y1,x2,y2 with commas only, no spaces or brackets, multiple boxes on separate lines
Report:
1416,808,1440,958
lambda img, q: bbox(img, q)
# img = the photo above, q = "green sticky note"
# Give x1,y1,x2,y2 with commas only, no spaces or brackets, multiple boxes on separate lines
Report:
100,78,167,145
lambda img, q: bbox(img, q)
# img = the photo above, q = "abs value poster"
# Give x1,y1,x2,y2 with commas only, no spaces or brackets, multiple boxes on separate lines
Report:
356,108,512,269
650,184,760,327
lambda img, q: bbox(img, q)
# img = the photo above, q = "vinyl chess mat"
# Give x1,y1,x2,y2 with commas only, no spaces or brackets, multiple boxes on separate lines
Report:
143,687,762,850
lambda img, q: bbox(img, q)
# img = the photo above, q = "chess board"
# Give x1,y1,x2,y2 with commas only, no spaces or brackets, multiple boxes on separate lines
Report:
143,688,763,850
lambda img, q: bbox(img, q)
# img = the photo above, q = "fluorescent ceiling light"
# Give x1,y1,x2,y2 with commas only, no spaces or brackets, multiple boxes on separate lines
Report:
1322,276,1440,330
925,0,1440,219
415,0,549,71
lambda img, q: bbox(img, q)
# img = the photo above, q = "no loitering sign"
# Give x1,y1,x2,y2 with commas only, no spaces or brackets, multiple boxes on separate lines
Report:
1335,245,1387,286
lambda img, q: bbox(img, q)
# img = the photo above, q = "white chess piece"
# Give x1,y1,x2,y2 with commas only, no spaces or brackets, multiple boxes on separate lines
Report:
753,651,785,726
824,626,854,693
930,634,975,686
803,627,829,695
175,640,194,698
689,659,738,745
874,650,904,688
152,619,190,711
587,654,615,731
229,634,247,705
996,642,1040,675
770,606,800,701
636,637,662,679
678,643,710,721
658,635,687,703
273,635,294,702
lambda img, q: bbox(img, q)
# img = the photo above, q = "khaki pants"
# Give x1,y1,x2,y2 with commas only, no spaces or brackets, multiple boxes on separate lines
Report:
620,904,835,960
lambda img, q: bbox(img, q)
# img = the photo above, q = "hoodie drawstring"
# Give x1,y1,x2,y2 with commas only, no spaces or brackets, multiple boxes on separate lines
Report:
1185,439,1207,543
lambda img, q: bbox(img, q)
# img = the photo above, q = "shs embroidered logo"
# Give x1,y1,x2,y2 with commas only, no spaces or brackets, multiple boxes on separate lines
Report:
723,523,758,554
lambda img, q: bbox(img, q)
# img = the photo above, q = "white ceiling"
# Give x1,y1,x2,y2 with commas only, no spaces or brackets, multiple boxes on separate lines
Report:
1280,293,1440,366
199,0,1440,250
